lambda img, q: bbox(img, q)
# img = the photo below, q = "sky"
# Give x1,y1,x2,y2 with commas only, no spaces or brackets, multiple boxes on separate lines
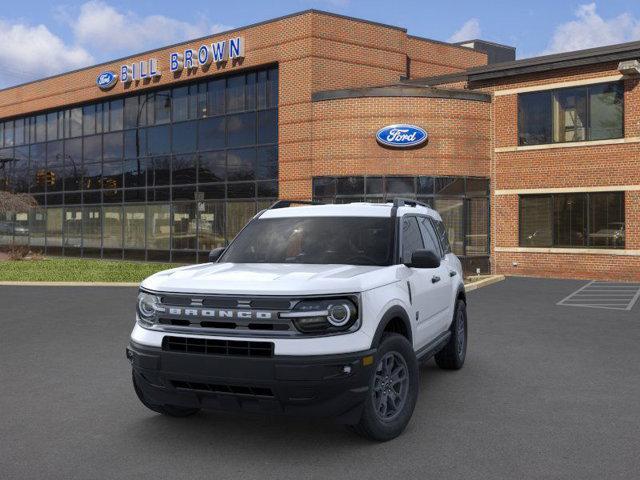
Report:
1,0,640,88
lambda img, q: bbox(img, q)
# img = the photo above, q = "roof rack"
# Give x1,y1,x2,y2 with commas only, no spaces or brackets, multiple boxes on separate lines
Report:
392,198,429,208
268,200,324,210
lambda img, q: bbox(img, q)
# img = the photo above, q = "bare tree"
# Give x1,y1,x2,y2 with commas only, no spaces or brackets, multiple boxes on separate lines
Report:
0,191,37,214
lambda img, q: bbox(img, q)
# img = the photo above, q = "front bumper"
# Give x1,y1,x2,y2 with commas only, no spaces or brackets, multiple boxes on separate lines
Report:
128,341,376,423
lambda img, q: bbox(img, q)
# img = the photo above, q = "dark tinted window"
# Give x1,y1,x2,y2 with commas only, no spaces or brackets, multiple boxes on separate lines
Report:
172,121,197,153
222,217,393,266
433,219,452,254
401,216,424,264
418,217,442,257
198,116,225,150
518,91,552,145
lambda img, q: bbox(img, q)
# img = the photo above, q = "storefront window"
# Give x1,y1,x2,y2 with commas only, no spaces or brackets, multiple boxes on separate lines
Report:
519,82,623,145
146,204,170,250
82,206,102,249
519,192,624,248
124,205,145,249
103,206,123,249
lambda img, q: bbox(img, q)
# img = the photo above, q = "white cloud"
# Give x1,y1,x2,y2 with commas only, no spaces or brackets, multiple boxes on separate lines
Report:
71,1,232,55
0,20,93,88
448,18,481,43
542,3,640,54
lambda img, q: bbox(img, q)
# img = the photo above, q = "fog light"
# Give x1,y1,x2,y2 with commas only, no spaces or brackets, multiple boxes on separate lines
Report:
362,355,374,366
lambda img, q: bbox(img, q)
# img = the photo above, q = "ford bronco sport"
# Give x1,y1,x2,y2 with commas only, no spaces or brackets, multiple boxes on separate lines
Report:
127,198,467,441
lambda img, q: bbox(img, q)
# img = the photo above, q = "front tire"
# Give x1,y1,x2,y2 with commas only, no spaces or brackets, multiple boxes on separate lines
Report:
352,333,419,441
132,371,200,417
435,300,467,370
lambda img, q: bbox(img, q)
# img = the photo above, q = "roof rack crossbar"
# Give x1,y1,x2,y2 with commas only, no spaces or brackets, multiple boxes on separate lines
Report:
392,198,429,208
268,200,324,210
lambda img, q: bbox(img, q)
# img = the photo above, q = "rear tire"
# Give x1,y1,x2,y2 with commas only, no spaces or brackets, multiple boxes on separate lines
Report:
132,371,200,417
351,333,418,441
435,300,467,370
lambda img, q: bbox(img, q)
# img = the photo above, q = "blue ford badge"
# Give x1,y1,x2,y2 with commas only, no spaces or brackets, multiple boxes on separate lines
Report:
376,124,428,148
96,71,118,90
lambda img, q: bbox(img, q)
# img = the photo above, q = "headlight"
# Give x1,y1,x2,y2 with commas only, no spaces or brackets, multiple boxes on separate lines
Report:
281,297,359,334
137,291,162,326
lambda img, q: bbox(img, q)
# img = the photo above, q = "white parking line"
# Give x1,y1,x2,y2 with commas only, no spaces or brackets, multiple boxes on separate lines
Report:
557,281,640,311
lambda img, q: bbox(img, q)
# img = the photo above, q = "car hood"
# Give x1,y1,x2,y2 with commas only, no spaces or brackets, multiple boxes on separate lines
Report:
141,262,399,295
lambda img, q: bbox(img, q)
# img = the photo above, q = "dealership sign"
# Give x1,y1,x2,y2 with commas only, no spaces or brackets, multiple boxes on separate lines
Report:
98,36,245,90
96,71,118,90
376,124,428,148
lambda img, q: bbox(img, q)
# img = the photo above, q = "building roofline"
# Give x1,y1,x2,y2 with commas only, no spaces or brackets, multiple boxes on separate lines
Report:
0,9,407,94
406,34,480,53
401,71,469,86
453,39,516,51
467,39,640,81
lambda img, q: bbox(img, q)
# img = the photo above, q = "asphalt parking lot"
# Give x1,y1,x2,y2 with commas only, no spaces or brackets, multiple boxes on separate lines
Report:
1,277,639,480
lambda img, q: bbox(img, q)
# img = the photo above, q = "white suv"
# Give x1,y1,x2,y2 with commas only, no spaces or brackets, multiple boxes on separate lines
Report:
127,199,467,441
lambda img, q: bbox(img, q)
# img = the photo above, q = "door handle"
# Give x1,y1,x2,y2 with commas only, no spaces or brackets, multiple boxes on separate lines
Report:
431,275,441,284
449,270,457,277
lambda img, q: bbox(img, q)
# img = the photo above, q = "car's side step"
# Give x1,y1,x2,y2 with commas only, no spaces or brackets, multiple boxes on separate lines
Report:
415,332,451,362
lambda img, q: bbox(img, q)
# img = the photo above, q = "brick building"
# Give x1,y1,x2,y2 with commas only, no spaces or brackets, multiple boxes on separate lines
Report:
0,9,637,280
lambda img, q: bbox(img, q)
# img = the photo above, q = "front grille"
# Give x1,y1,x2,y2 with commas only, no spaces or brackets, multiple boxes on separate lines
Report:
162,336,274,357
171,380,274,397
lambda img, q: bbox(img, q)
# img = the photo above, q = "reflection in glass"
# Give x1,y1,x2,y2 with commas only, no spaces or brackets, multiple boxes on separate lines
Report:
83,206,102,248
124,205,145,249
103,206,123,248
172,202,196,250
147,204,170,250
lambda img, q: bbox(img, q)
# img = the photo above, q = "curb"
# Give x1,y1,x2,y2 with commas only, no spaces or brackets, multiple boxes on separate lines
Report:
464,275,505,292
0,281,139,287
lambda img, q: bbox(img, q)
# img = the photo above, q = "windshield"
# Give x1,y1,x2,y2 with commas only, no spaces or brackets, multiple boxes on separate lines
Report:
220,216,393,266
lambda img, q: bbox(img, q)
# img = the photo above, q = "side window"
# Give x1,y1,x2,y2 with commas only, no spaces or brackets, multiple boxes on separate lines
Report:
401,216,424,264
433,219,452,255
418,217,443,257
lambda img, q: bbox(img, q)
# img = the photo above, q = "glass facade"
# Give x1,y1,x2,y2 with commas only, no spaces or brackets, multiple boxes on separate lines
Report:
0,66,278,262
518,82,623,146
519,192,625,249
312,175,490,260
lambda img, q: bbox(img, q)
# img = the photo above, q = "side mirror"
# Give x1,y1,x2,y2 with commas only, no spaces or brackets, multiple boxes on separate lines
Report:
208,247,226,263
406,249,441,269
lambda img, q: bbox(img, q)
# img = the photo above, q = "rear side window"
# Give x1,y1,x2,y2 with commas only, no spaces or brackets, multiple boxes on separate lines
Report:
433,219,452,255
418,217,443,257
401,217,424,264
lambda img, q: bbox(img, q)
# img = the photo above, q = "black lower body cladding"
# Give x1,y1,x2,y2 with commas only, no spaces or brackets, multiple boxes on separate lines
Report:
128,341,377,423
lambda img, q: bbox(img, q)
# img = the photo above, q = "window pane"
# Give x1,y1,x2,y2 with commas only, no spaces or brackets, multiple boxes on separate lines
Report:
466,197,488,255
103,206,122,248
150,155,171,186
45,141,63,193
198,151,225,183
29,207,46,247
246,72,256,110
147,125,171,155
256,146,277,180
124,96,139,129
435,177,464,196
418,217,443,257
70,108,83,137
336,177,364,195
46,207,63,247
173,202,196,250
588,192,625,248
386,177,414,195
366,177,383,195
47,113,58,141
401,217,424,264
172,86,189,122
466,178,489,196
124,205,145,249
434,199,464,255
35,115,46,143
64,207,82,248
227,148,255,181
198,201,225,251
123,158,146,187
96,103,105,133
257,70,268,109
207,79,225,116
519,196,553,247
103,132,123,160
227,112,256,147
154,91,171,124
554,193,586,247
110,99,123,131
589,83,623,141
518,91,551,145
226,201,256,240
102,160,122,190
124,128,145,158
147,204,170,250
83,161,102,190
172,120,197,153
82,206,101,249
83,135,102,163
4,121,14,146
198,116,225,150
268,68,278,108
227,75,245,113
172,154,197,185
553,88,587,143
83,105,96,135
313,177,336,197
228,182,255,198
257,109,277,144
13,146,29,193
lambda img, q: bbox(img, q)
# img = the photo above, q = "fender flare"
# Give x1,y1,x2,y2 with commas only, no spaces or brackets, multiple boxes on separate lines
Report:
371,305,413,348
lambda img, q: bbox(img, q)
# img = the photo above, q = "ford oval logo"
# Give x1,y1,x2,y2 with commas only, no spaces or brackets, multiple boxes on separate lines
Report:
376,124,428,148
96,71,118,90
